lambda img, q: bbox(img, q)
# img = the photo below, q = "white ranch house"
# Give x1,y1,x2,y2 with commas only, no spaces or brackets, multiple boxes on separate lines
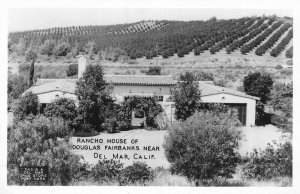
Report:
24,56,259,126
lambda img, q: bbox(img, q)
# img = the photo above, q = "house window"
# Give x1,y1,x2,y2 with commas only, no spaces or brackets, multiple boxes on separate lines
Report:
158,96,164,102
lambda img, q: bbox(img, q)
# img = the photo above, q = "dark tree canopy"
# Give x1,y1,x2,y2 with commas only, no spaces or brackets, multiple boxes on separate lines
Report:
243,72,273,125
243,72,273,103
13,91,39,121
173,72,201,121
25,48,37,87
44,98,77,122
75,64,114,131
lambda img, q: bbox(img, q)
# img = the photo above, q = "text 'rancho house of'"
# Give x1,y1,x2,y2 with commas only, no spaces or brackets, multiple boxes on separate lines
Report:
24,56,259,126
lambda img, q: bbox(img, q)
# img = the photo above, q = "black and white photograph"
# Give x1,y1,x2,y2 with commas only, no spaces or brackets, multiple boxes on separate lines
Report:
1,0,299,193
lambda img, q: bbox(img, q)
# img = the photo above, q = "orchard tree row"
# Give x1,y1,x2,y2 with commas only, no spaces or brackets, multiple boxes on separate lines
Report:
225,19,268,54
255,23,291,56
270,29,293,57
285,46,293,58
240,21,283,54
8,16,293,60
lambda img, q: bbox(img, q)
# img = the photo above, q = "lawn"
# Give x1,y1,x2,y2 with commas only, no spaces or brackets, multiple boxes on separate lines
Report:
70,125,291,168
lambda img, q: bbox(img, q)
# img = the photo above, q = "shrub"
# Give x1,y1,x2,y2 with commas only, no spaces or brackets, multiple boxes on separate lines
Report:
269,82,293,133
275,65,283,69
91,159,123,184
242,141,292,180
44,98,77,125
146,66,161,75
121,162,154,184
8,74,29,99
7,116,81,185
13,92,39,122
53,41,71,57
66,64,78,77
163,110,242,183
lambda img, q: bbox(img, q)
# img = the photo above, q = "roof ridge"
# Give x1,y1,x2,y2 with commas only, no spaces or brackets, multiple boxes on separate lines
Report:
104,74,173,77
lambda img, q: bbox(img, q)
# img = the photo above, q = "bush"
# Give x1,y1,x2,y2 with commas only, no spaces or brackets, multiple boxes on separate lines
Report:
8,74,28,99
121,162,154,184
7,116,81,185
13,92,39,122
66,64,78,77
242,141,292,180
163,110,242,183
53,41,71,57
146,66,161,75
91,159,123,184
275,65,283,69
44,98,77,126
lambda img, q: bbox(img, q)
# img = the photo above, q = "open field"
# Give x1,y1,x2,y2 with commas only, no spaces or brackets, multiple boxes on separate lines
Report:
8,49,293,91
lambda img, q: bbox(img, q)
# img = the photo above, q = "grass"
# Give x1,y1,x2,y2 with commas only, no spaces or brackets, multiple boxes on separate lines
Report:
69,167,291,186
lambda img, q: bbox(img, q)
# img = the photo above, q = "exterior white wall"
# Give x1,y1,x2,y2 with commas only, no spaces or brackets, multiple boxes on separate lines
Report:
37,91,78,104
201,93,256,126
78,56,87,79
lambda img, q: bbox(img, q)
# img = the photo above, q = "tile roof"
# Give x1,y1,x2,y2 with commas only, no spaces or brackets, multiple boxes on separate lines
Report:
35,75,176,86
104,75,176,85
27,76,259,101
26,80,76,95
198,81,260,100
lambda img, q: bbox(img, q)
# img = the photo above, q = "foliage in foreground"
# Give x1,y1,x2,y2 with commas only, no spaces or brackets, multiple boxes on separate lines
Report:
7,115,82,185
13,92,39,122
164,109,242,183
73,160,154,186
242,141,292,181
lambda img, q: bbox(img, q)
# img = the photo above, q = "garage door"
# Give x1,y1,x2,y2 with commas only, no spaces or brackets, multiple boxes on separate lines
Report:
225,103,247,125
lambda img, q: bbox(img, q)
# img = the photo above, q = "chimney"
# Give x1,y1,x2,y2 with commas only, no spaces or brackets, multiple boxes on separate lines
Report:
77,55,87,79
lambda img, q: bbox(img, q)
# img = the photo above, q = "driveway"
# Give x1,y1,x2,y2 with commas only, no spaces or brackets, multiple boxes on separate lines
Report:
70,125,290,168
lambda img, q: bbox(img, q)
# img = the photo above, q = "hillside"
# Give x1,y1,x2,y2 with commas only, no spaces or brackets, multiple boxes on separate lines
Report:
8,16,293,60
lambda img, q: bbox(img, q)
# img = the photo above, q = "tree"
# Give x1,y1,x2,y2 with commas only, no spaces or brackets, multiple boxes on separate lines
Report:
172,72,201,121
243,72,273,125
53,41,71,57
163,110,241,183
75,64,114,132
13,91,39,121
40,39,56,56
25,48,37,87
